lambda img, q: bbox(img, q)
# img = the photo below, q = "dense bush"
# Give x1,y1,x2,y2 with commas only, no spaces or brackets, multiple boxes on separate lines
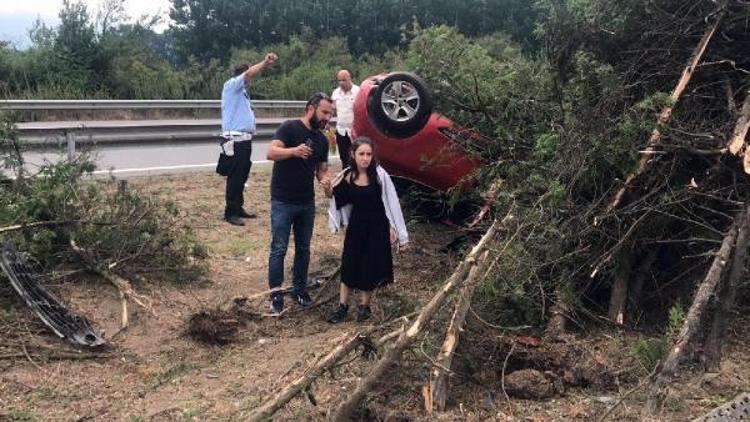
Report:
0,113,207,284
403,0,749,332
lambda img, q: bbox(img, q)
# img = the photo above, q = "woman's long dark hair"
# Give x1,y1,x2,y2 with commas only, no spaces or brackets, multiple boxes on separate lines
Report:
349,136,380,189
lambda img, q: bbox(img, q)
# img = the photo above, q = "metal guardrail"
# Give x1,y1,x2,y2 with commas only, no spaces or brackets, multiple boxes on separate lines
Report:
15,118,290,161
15,118,285,146
0,99,306,110
3,99,325,168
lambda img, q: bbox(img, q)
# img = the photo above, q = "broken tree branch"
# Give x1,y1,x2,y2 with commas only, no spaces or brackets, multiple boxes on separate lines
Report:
247,327,377,422
704,206,750,371
0,220,114,234
332,218,501,421
603,1,729,215
428,252,488,412
430,211,516,412
70,239,154,331
0,220,76,234
728,89,750,155
646,209,742,412
226,265,340,311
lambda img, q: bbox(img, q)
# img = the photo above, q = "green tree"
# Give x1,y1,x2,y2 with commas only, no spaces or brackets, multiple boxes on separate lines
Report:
41,0,109,95
167,0,539,63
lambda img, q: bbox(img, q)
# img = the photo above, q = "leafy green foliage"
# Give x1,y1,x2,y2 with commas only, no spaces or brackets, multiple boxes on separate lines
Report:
0,112,24,176
666,303,686,339
632,337,667,372
631,303,686,371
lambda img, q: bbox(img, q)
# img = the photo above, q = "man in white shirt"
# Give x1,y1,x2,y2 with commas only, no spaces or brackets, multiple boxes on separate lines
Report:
331,69,360,168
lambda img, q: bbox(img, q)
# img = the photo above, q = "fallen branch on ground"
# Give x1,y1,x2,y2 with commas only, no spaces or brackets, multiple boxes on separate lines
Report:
246,327,378,422
332,218,500,420
246,310,418,420
70,240,154,331
427,254,486,412
598,363,659,422
227,264,341,311
0,220,77,234
429,211,516,411
0,220,115,234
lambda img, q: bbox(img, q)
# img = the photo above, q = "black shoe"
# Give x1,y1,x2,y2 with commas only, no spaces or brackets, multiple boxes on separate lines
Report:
294,291,314,308
225,215,245,226
269,294,284,315
328,303,349,323
238,208,257,219
356,305,372,322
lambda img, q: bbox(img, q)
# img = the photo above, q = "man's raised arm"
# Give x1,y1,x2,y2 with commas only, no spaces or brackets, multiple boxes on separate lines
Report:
243,52,278,82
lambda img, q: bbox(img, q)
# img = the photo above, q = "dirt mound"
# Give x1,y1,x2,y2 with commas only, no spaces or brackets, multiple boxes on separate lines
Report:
186,298,261,345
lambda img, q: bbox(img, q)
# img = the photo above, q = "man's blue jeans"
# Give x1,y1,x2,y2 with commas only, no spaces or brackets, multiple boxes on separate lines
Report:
268,199,315,297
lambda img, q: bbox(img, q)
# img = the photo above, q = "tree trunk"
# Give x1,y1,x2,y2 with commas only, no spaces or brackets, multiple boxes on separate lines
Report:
331,219,500,421
646,217,739,413
604,1,729,214
608,254,633,325
247,328,376,422
546,281,573,338
661,225,737,375
704,207,750,371
628,249,659,323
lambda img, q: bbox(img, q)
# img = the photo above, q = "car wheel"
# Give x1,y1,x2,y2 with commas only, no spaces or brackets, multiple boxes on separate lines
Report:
367,72,433,139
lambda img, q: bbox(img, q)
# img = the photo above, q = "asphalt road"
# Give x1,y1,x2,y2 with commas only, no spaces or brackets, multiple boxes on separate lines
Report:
20,139,273,177
13,117,337,177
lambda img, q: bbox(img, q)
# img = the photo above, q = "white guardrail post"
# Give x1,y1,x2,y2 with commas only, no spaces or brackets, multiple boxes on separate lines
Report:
65,130,75,161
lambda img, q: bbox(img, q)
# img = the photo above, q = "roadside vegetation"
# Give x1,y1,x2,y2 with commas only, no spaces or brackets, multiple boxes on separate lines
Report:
1,0,749,419
0,114,207,286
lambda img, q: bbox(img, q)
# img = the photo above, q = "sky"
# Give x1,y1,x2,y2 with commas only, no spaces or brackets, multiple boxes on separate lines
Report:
0,0,172,49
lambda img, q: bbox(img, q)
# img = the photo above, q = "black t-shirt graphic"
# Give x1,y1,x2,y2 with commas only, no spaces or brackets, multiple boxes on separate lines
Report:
270,120,329,204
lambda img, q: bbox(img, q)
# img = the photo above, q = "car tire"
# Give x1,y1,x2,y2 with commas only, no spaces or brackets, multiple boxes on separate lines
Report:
367,72,433,139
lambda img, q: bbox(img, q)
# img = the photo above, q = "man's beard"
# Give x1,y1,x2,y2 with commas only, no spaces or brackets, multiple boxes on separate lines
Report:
310,112,328,130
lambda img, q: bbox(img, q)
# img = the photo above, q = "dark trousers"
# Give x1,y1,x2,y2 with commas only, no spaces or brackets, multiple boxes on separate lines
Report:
268,199,316,296
224,140,252,218
336,132,352,169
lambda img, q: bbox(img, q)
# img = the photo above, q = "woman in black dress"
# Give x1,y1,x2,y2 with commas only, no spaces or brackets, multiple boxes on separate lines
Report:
328,137,405,323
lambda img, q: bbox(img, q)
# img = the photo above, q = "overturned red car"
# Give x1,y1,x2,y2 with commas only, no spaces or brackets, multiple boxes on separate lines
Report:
351,72,486,193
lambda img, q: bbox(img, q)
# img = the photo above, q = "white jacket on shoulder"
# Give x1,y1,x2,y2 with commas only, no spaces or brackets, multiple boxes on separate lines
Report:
328,166,409,245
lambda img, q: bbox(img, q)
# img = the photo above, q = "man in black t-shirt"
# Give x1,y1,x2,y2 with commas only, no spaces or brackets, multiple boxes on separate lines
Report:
266,92,333,314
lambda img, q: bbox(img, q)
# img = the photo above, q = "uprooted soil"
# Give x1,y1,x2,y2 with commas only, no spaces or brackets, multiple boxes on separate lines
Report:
1,168,749,421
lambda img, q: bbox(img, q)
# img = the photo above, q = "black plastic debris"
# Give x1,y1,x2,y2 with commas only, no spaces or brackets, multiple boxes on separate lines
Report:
0,242,106,347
